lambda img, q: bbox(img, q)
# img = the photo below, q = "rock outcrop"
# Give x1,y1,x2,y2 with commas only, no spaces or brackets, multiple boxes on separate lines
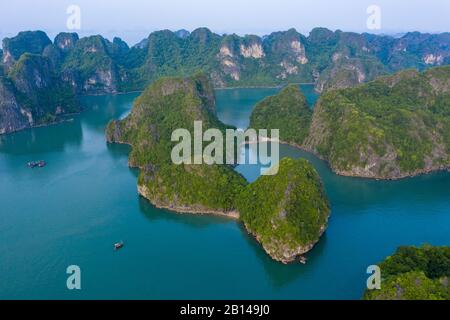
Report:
2,31,51,70
0,77,28,134
61,35,120,94
54,32,79,52
0,52,79,134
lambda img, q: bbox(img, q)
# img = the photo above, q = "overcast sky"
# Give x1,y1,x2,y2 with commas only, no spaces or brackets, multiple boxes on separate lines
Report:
1,0,449,45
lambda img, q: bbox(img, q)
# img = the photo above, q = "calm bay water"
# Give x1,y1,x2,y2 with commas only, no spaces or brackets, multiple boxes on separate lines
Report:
0,86,449,299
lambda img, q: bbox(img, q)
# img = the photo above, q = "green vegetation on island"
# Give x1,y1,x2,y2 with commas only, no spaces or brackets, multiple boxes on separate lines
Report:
106,75,331,262
250,65,450,180
237,158,330,263
364,245,450,300
305,65,450,179
250,85,312,145
106,74,247,215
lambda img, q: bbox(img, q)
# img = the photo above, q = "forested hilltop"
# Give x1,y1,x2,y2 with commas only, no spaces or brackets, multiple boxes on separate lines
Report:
249,65,450,180
250,84,312,145
106,73,247,216
1,28,449,134
237,158,330,263
364,245,450,300
305,65,450,179
106,74,330,263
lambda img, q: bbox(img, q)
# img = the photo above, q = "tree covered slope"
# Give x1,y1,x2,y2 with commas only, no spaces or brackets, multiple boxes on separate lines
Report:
248,65,449,179
106,74,247,215
237,158,330,264
364,245,450,300
250,84,312,145
305,65,450,179
106,75,331,262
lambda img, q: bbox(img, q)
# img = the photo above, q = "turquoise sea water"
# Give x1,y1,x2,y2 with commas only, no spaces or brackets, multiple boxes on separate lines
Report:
0,86,449,299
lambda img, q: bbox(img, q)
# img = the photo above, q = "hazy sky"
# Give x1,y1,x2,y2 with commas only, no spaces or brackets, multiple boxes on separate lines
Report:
1,0,449,45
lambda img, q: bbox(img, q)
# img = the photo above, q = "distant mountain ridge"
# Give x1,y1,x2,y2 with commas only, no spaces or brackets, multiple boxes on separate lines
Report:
1,27,449,134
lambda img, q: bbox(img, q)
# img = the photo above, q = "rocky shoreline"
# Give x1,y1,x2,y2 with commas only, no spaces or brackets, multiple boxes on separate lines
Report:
244,221,328,264
332,165,450,181
298,144,450,181
0,112,81,135
137,184,240,220
275,139,450,181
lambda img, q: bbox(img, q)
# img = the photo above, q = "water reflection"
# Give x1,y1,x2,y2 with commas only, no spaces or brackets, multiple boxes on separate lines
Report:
79,93,140,133
0,119,83,155
138,196,234,229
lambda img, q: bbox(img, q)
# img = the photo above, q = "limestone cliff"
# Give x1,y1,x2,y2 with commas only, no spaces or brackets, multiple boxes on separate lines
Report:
2,28,450,134
0,53,79,134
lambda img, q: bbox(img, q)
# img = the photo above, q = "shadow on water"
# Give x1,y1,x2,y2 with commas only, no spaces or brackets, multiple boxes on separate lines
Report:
105,142,133,163
236,222,329,289
137,195,234,229
105,138,234,230
79,93,140,133
0,93,138,158
277,143,450,214
0,119,83,156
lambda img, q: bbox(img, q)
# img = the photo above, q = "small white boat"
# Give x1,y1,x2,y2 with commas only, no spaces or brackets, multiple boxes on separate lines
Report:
114,241,124,251
27,160,46,168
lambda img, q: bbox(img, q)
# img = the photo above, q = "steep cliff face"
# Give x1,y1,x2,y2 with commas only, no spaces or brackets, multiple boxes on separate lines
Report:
61,35,120,94
1,28,450,134
2,31,51,69
315,56,387,92
313,31,388,92
264,28,310,81
215,29,312,86
0,53,79,134
0,77,28,134
311,30,450,92
386,32,450,71
217,34,266,83
305,65,450,179
2,28,449,95
54,32,79,52
217,35,242,82
42,44,63,71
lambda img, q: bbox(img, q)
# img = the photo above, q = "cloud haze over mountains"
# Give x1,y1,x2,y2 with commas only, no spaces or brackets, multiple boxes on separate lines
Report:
0,0,449,45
